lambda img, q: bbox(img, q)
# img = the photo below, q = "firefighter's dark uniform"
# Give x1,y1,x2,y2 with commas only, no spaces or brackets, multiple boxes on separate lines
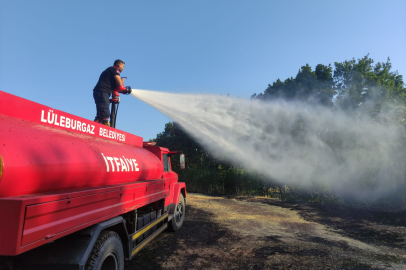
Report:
93,66,121,124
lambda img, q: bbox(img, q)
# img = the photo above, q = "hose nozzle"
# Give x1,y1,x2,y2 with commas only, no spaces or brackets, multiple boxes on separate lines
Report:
118,86,131,95
123,86,132,95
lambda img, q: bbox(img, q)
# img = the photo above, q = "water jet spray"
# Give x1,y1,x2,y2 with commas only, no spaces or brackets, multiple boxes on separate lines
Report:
131,89,406,202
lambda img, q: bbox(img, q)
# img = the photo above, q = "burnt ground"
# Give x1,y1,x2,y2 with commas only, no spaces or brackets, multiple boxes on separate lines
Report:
125,194,406,270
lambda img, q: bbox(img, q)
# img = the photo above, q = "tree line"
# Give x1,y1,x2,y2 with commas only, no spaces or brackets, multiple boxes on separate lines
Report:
153,55,406,208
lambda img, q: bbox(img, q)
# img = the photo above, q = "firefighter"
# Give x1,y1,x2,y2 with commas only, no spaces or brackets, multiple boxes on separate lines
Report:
93,59,126,126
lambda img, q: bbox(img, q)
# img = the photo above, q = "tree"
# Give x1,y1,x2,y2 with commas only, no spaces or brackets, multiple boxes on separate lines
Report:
259,63,335,106
256,55,405,112
333,55,405,111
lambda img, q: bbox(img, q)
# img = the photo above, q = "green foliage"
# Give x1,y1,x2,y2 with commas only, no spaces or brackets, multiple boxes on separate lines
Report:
258,55,406,114
333,55,406,112
257,63,336,106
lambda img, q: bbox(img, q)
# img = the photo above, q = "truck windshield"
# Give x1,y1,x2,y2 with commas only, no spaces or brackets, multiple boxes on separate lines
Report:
163,154,170,172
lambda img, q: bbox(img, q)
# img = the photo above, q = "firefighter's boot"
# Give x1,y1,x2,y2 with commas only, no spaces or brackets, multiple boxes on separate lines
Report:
102,119,110,127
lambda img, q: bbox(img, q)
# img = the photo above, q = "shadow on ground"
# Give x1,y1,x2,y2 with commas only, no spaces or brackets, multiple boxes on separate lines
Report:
234,196,406,250
125,195,405,269
124,204,233,269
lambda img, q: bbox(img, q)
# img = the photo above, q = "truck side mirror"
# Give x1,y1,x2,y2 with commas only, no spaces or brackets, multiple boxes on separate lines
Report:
180,154,185,170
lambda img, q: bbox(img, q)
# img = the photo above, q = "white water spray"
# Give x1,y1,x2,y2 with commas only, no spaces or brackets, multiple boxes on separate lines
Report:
132,89,405,200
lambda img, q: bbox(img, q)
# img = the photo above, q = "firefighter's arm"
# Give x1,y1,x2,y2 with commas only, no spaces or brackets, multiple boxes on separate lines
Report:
114,75,126,92
114,75,123,87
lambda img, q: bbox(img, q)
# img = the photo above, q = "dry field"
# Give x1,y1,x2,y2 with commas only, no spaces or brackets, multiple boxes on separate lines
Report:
126,193,406,269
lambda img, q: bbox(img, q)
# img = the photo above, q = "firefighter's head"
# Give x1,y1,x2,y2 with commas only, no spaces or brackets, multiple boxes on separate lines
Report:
114,59,125,72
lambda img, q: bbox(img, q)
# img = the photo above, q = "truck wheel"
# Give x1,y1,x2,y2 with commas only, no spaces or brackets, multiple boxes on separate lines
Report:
86,230,124,270
168,193,185,232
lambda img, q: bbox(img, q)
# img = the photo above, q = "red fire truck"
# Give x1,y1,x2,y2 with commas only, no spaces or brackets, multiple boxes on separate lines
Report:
0,91,186,270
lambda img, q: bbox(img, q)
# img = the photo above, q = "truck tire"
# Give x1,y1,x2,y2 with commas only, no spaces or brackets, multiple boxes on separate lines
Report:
86,231,124,270
168,193,185,232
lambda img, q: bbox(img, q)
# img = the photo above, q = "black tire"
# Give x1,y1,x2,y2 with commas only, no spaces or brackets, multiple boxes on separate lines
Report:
86,231,124,270
168,193,185,232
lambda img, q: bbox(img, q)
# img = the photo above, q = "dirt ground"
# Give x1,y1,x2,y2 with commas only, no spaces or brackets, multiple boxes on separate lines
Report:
125,194,406,270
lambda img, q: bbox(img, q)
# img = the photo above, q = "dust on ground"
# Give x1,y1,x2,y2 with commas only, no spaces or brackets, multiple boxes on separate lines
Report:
125,194,406,269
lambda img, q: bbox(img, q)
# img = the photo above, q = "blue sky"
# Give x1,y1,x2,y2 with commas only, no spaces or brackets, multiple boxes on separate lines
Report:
1,0,405,140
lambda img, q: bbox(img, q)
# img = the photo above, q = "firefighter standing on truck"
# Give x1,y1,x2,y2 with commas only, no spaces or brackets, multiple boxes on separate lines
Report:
93,59,126,126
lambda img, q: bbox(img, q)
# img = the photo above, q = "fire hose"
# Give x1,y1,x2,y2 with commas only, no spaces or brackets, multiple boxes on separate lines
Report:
110,84,132,128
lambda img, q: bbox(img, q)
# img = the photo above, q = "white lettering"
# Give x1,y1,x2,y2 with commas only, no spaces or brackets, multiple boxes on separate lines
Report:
132,159,139,171
66,118,71,128
82,123,86,132
47,110,54,124
41,110,47,123
106,156,115,172
101,153,109,172
90,125,95,135
86,124,91,133
77,121,82,131
99,127,103,136
113,157,121,172
120,158,127,172
102,154,140,173
54,114,60,126
124,156,132,171
60,116,65,127
126,158,133,171
71,119,76,129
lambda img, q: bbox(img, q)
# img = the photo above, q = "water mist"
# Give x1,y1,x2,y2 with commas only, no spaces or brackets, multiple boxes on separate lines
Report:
132,89,406,202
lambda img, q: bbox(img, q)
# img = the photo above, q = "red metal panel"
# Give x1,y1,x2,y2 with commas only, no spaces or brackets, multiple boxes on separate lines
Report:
162,171,182,206
172,182,186,205
0,179,171,255
0,115,164,198
0,200,25,255
0,91,142,147
21,186,168,246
